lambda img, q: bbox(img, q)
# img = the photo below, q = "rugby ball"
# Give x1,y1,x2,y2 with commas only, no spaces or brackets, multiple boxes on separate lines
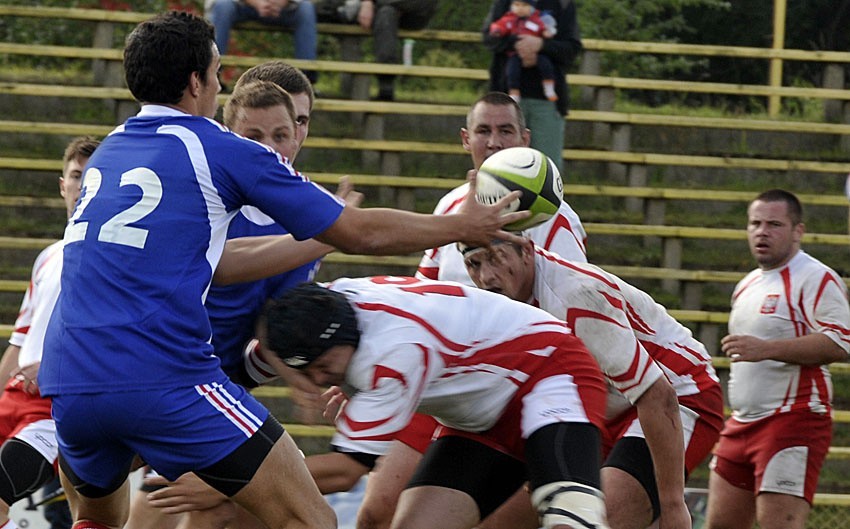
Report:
475,147,563,231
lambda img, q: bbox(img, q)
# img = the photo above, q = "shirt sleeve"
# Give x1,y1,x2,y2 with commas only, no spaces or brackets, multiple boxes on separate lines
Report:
806,269,850,356
559,280,663,404
333,343,428,456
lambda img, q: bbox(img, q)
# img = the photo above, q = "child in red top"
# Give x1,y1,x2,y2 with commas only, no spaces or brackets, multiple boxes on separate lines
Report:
489,0,558,102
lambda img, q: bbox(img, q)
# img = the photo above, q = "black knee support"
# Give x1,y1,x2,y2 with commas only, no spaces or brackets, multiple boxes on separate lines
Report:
0,438,55,506
525,422,602,490
408,435,527,519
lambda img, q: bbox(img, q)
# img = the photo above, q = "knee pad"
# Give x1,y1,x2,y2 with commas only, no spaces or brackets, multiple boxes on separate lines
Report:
0,438,55,506
530,481,610,529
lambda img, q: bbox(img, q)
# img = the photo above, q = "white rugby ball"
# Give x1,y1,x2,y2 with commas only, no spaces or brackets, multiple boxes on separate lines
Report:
475,147,563,231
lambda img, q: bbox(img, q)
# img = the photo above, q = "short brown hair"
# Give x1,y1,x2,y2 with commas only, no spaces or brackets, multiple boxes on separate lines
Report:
223,81,297,130
753,188,803,226
235,61,314,110
63,136,100,170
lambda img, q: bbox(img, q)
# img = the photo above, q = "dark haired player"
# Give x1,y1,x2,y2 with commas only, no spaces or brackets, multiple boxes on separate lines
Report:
38,11,526,529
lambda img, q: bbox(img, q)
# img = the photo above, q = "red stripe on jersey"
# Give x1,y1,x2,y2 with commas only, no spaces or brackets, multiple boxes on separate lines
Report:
341,413,397,433
372,365,408,389
780,268,806,338
541,213,585,254
417,266,440,280
536,247,617,289
443,329,576,376
732,273,760,303
813,273,850,338
354,301,469,352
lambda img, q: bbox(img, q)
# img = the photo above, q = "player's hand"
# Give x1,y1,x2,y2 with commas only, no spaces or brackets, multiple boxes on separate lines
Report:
145,472,228,514
336,176,365,208
11,362,40,395
273,361,326,424
322,385,348,422
358,0,374,30
721,334,770,362
456,169,529,247
515,34,543,67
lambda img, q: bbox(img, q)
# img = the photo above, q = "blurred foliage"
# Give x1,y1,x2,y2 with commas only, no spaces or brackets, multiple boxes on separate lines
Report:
1,0,848,111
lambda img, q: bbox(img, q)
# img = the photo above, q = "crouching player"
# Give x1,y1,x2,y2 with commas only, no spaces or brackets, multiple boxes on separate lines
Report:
259,276,612,529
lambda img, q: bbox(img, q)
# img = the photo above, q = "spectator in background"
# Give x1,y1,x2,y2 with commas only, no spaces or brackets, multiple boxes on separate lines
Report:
354,0,438,101
488,0,559,103
705,189,850,529
206,0,319,83
483,0,581,174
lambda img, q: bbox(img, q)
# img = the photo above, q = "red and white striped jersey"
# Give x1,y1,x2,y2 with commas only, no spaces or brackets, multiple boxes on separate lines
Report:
10,241,64,369
416,183,587,285
531,246,720,411
727,250,850,421
327,276,601,456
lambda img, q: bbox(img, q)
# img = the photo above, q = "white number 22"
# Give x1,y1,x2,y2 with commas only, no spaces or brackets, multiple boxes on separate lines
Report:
65,167,163,249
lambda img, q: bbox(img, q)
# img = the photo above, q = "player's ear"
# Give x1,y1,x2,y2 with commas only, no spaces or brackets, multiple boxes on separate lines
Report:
460,127,472,152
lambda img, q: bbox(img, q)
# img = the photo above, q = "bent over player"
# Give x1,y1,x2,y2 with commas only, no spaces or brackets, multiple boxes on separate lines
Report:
462,239,724,529
259,276,611,529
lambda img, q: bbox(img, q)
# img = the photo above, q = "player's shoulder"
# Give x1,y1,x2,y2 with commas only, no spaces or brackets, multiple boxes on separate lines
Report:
433,183,470,215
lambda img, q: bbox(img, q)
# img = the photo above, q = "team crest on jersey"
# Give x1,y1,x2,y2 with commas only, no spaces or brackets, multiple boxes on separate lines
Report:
760,294,780,314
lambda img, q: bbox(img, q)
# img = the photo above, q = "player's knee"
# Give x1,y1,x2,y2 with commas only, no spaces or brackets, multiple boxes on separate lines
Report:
530,481,610,529
0,438,55,506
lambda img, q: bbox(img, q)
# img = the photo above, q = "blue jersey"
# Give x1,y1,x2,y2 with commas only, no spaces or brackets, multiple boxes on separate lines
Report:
40,105,343,395
206,206,320,383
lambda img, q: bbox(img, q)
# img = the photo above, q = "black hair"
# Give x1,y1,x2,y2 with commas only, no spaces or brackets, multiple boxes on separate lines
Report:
263,283,360,370
124,11,216,105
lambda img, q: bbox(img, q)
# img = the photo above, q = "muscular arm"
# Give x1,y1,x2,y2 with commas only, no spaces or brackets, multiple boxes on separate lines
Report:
634,377,690,529
215,235,332,285
314,181,526,255
722,332,848,365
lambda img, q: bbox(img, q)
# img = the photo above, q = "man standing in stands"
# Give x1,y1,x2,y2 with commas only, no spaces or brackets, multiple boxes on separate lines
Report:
705,189,850,529
482,0,581,174
354,0,437,101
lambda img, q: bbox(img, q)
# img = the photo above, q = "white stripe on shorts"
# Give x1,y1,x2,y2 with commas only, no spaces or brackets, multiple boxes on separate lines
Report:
196,383,264,437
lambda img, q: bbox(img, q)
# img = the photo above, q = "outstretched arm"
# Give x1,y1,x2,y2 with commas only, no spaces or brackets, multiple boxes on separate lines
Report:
316,172,528,255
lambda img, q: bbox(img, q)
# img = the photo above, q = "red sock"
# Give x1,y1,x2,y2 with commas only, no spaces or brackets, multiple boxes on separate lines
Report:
72,521,113,529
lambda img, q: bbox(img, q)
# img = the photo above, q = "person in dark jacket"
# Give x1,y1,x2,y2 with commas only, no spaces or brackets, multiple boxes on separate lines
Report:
483,0,581,174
